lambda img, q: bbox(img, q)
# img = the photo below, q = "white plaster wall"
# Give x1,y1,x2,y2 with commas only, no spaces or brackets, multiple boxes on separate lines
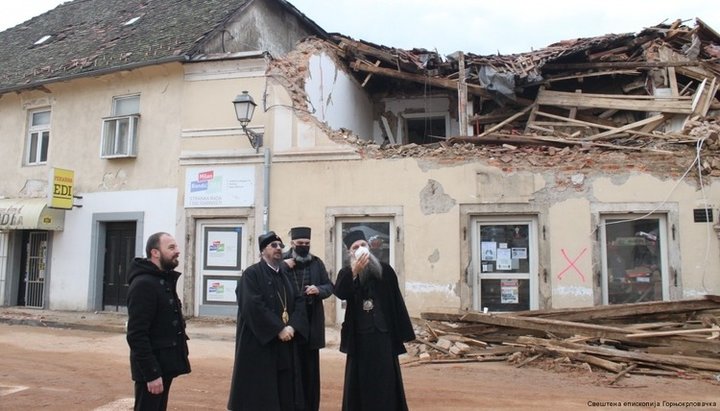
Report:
306,53,373,139
548,198,594,308
48,188,178,310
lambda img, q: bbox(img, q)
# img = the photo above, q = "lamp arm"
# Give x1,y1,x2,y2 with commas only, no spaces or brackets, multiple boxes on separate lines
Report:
242,125,263,153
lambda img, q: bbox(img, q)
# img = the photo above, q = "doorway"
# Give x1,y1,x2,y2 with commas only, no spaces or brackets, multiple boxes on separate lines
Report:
18,231,48,308
102,222,136,312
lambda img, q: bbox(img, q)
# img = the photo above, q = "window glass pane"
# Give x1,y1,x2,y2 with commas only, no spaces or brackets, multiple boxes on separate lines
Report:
605,218,663,304
479,224,530,274
117,118,129,154
102,119,117,155
32,111,50,126
113,96,139,116
480,278,530,311
29,132,38,163
40,131,49,162
341,222,390,264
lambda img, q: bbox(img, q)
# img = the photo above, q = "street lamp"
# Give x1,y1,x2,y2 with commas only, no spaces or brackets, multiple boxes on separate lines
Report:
232,90,263,151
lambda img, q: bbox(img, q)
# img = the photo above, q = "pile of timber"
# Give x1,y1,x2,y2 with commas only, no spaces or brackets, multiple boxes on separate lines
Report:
412,296,720,382
327,18,720,153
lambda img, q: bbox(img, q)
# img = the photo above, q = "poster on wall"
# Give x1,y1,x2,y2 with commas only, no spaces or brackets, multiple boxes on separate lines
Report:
205,277,239,304
185,166,255,208
501,279,519,304
204,227,242,270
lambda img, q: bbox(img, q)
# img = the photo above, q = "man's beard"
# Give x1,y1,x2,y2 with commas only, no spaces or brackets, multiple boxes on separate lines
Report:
351,252,382,285
160,254,179,271
293,249,313,264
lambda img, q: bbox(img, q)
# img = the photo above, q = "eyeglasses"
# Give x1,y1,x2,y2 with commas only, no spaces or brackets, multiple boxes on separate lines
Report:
268,242,284,249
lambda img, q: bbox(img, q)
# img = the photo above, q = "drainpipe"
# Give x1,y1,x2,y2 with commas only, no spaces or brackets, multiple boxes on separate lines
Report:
262,147,271,232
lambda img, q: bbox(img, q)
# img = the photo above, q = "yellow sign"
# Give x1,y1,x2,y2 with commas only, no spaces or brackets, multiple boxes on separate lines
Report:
49,168,74,209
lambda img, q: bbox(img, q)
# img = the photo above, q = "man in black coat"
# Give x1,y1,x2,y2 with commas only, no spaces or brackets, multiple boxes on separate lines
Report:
283,226,334,411
334,230,415,411
126,232,191,411
228,231,309,411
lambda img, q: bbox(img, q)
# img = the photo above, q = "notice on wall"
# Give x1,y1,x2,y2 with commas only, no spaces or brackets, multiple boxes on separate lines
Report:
206,230,239,268
496,248,512,270
205,278,238,303
501,279,519,304
481,241,497,261
185,166,255,208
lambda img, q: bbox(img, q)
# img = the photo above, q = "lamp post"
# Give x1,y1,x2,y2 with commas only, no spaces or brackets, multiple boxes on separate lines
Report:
232,91,263,152
232,90,270,231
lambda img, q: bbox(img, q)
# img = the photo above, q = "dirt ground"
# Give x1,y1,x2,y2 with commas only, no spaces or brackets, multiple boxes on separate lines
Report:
0,323,718,411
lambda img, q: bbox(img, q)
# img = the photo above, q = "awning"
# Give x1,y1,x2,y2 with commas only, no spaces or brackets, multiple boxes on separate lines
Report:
0,198,65,231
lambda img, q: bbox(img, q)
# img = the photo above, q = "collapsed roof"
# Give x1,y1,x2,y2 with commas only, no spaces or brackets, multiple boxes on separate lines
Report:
318,18,720,157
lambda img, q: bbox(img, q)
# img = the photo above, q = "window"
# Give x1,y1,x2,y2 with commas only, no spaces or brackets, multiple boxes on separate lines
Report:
473,218,538,312
334,215,398,323
601,215,668,304
26,109,51,165
404,113,447,145
101,95,140,158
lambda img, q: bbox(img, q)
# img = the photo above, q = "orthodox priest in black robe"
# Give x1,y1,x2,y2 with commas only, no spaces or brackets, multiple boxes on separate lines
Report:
334,229,415,411
228,231,309,411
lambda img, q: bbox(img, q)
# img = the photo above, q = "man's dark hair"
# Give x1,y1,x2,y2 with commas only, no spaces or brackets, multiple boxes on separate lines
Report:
146,232,170,258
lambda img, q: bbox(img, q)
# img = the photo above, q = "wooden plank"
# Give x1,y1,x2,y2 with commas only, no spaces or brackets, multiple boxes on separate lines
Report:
360,60,381,87
585,114,665,141
668,67,679,97
518,336,720,372
626,327,720,338
538,90,692,114
508,298,720,321
380,116,397,145
543,61,705,70
480,105,534,137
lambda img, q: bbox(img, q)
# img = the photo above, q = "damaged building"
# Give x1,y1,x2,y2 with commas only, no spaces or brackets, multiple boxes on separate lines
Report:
0,0,719,323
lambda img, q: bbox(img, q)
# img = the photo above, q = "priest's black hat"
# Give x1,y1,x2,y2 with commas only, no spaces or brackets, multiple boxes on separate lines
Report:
258,231,282,251
290,226,311,240
343,229,366,249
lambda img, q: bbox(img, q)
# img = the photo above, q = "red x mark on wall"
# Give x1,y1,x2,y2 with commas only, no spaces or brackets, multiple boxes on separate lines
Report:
556,247,587,282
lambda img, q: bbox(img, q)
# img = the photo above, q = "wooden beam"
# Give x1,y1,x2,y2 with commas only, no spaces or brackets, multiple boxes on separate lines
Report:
542,60,708,71
351,59,493,99
360,60,381,87
518,336,720,372
626,327,720,339
585,114,665,141
534,111,685,140
478,104,534,137
538,90,693,114
509,298,720,322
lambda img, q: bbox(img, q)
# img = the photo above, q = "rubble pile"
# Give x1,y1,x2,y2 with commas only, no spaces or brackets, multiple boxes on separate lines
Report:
407,297,720,383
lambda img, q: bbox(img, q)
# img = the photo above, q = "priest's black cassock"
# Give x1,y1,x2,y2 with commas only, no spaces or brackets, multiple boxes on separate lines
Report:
228,260,308,411
334,262,415,411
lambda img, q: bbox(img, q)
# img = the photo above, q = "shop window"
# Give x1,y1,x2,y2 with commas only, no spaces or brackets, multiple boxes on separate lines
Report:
474,219,538,312
602,216,666,304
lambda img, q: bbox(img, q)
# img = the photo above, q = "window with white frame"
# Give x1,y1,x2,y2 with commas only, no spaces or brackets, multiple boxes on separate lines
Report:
26,109,51,165
101,95,140,158
473,217,539,312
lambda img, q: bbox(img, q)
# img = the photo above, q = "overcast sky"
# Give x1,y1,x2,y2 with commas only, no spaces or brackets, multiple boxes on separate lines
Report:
1,0,718,55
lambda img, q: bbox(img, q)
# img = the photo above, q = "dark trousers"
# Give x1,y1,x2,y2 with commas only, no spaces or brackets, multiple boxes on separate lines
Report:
134,377,173,411
299,348,321,411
